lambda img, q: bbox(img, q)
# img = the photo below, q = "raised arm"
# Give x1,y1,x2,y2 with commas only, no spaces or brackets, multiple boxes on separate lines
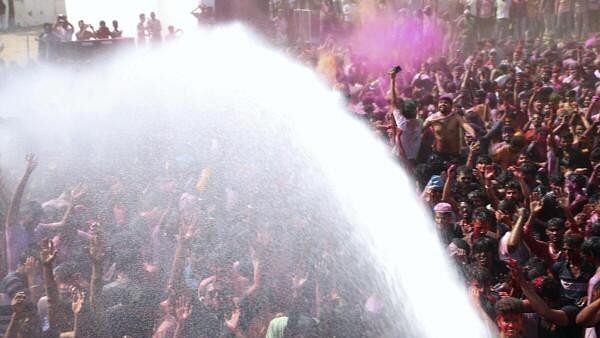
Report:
2,154,37,276
167,215,197,293
577,297,600,327
507,208,527,253
40,238,61,337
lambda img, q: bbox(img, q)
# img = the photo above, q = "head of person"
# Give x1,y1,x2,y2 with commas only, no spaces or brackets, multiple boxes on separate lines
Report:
546,218,566,246
21,201,43,230
424,175,443,203
495,297,524,338
112,20,119,29
476,155,492,173
502,126,516,143
566,173,586,193
472,210,495,239
456,165,474,185
504,181,522,202
78,20,85,30
563,232,584,263
533,276,562,306
434,202,454,227
99,20,106,28
438,94,453,114
467,190,487,209
468,265,491,293
472,237,497,269
582,236,600,266
139,13,146,22
559,132,574,150
150,12,156,20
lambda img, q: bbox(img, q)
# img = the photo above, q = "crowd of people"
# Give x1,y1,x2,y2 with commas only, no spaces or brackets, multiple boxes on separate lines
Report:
1,0,600,338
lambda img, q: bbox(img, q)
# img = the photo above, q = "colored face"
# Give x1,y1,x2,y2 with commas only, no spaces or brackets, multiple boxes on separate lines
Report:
434,212,452,227
438,100,451,114
496,313,523,337
546,226,563,244
472,219,490,238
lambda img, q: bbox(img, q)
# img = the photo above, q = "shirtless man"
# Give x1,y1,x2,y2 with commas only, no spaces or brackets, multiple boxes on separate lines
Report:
423,94,476,158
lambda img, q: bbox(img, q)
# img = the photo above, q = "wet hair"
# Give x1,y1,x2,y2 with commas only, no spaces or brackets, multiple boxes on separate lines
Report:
564,232,584,249
590,147,600,162
472,236,497,254
524,256,547,280
54,262,79,283
505,180,521,192
582,236,600,260
476,155,492,164
591,222,600,237
547,217,566,230
456,165,472,176
534,276,561,302
497,199,517,214
519,162,538,177
567,173,587,190
468,266,491,286
467,190,486,201
495,297,524,315
473,208,495,225
451,238,470,256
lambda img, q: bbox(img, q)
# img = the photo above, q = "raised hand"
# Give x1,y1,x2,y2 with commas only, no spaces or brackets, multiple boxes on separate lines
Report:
69,183,87,203
484,165,495,180
529,192,543,214
175,295,192,323
25,153,38,173
40,238,58,266
447,164,457,180
224,307,241,333
179,213,199,242
11,291,27,316
71,288,86,314
23,256,39,277
89,223,106,264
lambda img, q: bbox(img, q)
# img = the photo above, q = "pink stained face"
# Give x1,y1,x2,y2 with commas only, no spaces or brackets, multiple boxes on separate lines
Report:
496,313,523,337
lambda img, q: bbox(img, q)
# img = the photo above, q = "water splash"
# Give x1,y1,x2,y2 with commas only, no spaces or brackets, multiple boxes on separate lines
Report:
0,25,491,337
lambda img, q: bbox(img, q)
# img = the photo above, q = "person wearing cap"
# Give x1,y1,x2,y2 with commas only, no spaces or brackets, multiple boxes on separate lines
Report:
422,93,476,160
433,202,463,245
422,175,443,209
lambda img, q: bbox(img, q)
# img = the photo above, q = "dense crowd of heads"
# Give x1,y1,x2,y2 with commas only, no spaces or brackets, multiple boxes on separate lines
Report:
1,0,600,338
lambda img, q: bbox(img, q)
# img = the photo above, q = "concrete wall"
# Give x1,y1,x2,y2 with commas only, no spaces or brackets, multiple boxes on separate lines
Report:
14,0,65,27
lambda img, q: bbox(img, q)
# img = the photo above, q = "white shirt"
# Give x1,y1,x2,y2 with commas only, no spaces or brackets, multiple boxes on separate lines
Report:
393,110,422,160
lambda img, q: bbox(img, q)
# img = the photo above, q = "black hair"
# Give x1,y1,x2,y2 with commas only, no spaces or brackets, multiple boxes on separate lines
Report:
582,237,600,260
547,217,566,230
567,173,587,189
564,232,584,249
535,276,561,302
524,256,547,280
456,165,472,176
468,266,492,286
505,180,520,191
476,155,492,164
495,297,524,316
451,238,470,256
590,147,600,162
472,236,497,254
497,199,517,214
520,162,538,177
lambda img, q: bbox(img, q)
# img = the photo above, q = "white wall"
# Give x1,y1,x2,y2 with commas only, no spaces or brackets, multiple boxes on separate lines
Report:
14,0,65,27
